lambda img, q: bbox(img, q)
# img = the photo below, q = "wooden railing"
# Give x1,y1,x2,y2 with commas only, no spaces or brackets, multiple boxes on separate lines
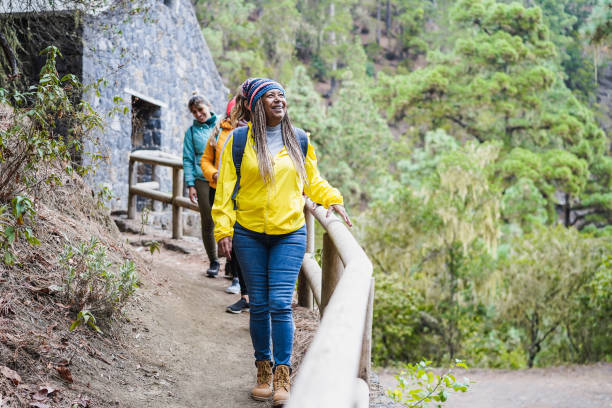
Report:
290,199,374,408
127,150,198,238
127,151,375,406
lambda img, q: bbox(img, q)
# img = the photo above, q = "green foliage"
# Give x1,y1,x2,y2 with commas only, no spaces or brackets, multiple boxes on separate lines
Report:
374,0,612,228
372,271,423,365
147,240,161,255
202,0,612,369
363,136,501,362
0,46,103,200
0,47,103,266
60,237,139,329
583,0,612,45
316,72,393,206
0,196,40,265
286,64,327,137
70,310,103,334
388,360,471,407
563,255,612,363
499,226,610,367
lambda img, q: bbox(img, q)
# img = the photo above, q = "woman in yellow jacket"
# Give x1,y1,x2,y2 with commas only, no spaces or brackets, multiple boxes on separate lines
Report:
212,78,351,406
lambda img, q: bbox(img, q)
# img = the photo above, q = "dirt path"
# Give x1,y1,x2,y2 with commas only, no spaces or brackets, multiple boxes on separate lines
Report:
378,363,612,408
74,227,612,408
97,235,263,408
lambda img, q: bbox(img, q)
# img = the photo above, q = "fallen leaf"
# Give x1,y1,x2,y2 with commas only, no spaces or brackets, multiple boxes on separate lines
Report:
32,385,58,401
1,365,21,385
55,366,73,383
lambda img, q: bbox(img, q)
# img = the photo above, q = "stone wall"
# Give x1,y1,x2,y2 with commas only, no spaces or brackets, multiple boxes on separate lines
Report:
82,0,227,213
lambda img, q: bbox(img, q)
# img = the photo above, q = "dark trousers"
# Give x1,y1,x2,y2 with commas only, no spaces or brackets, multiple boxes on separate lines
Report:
194,179,217,263
209,187,247,296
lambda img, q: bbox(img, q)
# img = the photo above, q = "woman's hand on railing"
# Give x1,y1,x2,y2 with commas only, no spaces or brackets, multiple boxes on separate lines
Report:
218,236,233,260
188,186,198,204
327,204,352,227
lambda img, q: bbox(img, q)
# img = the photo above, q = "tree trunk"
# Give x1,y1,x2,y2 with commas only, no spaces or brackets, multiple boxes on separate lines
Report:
564,193,571,227
385,0,391,36
327,1,338,98
447,247,459,360
376,0,382,45
527,312,540,368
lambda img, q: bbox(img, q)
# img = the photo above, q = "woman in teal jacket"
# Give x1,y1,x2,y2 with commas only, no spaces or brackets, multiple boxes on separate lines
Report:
183,92,220,276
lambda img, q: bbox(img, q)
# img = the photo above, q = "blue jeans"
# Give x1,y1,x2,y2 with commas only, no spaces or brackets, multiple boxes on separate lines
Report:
233,223,306,366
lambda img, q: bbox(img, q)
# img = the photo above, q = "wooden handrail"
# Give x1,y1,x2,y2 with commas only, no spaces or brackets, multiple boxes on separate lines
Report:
127,151,374,405
127,150,198,238
289,199,374,408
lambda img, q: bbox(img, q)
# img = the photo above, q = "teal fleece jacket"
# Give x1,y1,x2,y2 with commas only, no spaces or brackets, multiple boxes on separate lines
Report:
182,113,217,187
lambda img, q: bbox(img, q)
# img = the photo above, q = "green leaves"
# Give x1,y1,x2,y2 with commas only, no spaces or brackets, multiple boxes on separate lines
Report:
12,196,34,225
0,196,40,265
70,310,103,334
499,226,610,366
60,238,139,332
388,359,471,407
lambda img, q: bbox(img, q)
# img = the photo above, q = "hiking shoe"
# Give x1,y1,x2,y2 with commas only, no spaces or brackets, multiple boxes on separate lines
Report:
251,360,273,401
226,298,250,314
225,278,240,294
206,260,220,278
273,364,291,406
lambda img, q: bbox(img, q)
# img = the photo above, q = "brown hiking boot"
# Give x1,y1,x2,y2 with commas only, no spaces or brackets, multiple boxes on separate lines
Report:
273,364,291,406
251,360,273,401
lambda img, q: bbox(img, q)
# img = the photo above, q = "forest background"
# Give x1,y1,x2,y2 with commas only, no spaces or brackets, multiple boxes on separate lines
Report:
1,0,611,373
195,0,612,369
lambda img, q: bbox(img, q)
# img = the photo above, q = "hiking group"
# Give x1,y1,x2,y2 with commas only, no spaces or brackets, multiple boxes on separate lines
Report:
182,78,351,406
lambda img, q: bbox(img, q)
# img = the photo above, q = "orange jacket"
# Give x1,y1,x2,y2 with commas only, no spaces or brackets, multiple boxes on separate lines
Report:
200,119,233,188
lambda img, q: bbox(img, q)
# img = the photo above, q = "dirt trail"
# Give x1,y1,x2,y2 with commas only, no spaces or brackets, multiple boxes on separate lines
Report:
378,363,612,408
97,234,263,408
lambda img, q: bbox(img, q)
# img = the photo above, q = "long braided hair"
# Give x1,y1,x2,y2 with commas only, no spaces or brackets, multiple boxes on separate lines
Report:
250,98,307,186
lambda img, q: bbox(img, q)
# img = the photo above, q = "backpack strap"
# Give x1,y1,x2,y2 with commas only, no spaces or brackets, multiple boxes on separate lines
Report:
294,127,309,158
231,126,249,210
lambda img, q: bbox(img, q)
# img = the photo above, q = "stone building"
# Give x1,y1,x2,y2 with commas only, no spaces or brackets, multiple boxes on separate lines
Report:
4,0,227,214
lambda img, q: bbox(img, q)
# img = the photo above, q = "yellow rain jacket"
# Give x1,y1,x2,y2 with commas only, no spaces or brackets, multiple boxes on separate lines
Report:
212,124,343,241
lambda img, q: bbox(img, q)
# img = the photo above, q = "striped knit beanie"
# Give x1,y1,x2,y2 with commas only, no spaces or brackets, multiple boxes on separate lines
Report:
241,78,285,111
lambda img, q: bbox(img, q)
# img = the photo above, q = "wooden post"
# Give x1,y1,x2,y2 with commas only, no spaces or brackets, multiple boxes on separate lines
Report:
297,269,313,309
320,232,344,317
305,208,315,253
298,208,316,309
127,158,136,219
172,167,183,239
358,277,374,385
151,164,162,212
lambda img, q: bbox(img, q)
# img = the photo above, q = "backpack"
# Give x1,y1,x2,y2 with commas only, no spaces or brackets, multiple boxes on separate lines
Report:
231,126,309,209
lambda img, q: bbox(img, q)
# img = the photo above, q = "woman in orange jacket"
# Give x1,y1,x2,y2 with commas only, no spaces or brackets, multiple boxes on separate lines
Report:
201,95,251,312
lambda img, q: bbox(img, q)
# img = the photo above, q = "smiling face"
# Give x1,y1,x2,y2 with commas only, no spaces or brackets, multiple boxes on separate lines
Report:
190,103,211,123
262,89,287,127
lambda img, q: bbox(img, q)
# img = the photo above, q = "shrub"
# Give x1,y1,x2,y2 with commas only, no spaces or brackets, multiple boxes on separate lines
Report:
59,237,139,331
0,46,103,200
388,360,471,407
